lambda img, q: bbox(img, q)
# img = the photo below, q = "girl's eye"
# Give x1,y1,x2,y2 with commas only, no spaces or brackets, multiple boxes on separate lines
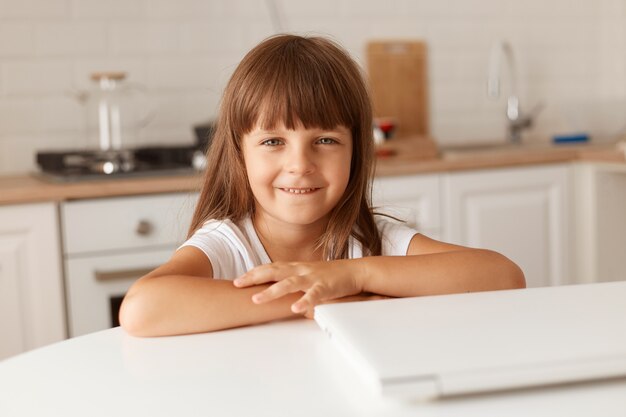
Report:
261,138,282,146
317,137,337,145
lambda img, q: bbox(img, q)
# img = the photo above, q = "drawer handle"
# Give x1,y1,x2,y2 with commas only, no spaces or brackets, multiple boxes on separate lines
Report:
135,220,154,236
95,267,157,282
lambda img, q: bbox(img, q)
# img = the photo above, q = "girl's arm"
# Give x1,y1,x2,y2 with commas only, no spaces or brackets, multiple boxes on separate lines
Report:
359,233,526,297
119,246,302,337
235,234,526,314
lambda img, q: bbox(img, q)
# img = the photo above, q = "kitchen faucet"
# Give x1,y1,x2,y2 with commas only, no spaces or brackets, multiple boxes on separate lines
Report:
487,40,540,143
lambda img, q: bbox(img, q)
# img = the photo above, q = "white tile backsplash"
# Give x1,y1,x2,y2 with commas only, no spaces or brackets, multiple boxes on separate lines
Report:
0,23,34,57
3,60,73,95
179,21,246,53
70,0,143,19
141,0,223,19
145,57,218,90
0,0,69,18
0,0,625,174
34,22,107,57
109,22,180,55
0,96,81,134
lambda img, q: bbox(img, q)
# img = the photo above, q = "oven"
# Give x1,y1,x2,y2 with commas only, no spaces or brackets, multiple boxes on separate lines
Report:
61,192,197,337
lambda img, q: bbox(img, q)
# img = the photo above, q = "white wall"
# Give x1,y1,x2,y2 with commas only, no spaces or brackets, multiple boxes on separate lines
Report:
0,0,625,174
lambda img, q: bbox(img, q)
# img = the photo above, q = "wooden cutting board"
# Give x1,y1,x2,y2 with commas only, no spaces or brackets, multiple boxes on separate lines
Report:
367,40,430,139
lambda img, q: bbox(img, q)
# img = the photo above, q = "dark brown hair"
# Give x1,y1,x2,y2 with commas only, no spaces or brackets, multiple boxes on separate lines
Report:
188,34,381,259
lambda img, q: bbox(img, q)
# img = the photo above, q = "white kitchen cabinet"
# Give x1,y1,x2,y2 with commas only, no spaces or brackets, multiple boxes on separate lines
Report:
573,163,626,284
61,192,198,337
442,164,571,288
372,173,441,239
0,203,66,360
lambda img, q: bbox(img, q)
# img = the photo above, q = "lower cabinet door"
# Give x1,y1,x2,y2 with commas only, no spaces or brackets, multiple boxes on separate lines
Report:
0,203,65,360
65,248,174,337
443,164,570,288
0,233,25,359
373,173,441,238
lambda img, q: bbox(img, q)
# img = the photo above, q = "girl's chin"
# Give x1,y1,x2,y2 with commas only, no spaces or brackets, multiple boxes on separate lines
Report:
275,215,328,227
256,211,331,228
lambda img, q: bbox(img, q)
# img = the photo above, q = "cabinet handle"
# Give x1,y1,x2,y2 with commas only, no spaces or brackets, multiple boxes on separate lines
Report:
95,267,157,282
135,220,154,236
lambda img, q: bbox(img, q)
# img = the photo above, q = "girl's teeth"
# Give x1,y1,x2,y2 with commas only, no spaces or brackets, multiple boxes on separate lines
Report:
285,188,315,194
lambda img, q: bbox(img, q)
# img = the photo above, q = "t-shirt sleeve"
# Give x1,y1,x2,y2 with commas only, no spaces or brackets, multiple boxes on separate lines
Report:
375,216,419,256
178,228,239,280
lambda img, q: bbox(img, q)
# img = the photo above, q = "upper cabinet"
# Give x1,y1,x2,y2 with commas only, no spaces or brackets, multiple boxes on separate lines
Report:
442,164,571,288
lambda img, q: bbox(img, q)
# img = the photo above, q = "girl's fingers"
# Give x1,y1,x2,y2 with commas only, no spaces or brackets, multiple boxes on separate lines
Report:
251,276,305,304
292,285,325,314
234,264,293,287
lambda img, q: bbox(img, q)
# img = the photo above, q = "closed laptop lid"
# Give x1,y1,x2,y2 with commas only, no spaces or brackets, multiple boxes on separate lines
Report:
314,281,626,400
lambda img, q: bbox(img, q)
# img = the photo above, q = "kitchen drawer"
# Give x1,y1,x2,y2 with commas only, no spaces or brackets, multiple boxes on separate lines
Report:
62,192,198,256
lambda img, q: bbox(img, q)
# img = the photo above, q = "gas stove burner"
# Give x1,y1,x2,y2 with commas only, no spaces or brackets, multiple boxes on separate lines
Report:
60,150,135,175
36,145,203,182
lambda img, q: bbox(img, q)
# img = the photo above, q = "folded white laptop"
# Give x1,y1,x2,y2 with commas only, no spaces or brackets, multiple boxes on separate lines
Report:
314,281,626,400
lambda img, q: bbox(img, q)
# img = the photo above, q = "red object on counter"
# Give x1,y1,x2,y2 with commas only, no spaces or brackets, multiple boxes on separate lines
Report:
375,148,396,158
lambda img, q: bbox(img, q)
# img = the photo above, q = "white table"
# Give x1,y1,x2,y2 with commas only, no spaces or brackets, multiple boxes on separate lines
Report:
1,319,625,417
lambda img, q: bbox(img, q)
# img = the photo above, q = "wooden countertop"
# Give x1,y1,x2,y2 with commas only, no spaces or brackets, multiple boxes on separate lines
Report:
0,174,204,205
1,142,624,205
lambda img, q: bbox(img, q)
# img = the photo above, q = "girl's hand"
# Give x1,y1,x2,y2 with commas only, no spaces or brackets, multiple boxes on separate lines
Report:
233,260,365,314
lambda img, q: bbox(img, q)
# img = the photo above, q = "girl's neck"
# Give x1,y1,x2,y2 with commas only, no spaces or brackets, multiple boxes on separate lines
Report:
252,212,327,263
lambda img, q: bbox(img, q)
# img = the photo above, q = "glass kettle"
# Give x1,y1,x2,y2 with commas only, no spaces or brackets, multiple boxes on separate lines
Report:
74,72,151,152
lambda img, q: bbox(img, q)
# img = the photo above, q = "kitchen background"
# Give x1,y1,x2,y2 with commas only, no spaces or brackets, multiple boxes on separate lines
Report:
1,0,626,174
3,0,626,362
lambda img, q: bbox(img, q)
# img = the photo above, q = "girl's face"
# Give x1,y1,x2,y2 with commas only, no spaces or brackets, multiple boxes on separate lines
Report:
242,122,353,229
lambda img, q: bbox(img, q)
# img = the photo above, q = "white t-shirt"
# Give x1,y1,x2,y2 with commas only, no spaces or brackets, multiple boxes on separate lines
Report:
179,216,418,280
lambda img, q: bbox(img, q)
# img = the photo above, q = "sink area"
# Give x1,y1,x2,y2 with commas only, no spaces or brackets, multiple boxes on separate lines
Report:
438,140,626,164
439,141,549,158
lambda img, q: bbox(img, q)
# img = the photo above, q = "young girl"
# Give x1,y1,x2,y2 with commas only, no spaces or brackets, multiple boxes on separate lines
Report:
120,35,525,337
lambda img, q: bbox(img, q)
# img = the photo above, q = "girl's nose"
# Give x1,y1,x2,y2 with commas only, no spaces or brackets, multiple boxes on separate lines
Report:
285,147,316,175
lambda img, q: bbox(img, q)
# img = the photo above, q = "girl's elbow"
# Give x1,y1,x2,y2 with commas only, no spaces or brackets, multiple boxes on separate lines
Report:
497,252,526,289
119,294,148,337
509,263,526,289
119,280,159,337
484,250,526,290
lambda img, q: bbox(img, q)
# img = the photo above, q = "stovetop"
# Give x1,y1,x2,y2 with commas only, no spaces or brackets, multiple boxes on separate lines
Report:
36,145,205,182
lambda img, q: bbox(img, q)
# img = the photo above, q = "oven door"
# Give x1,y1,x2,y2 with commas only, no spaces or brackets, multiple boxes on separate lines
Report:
65,248,173,337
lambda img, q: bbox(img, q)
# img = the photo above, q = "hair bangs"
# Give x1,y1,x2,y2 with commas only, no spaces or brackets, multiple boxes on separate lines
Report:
230,38,357,136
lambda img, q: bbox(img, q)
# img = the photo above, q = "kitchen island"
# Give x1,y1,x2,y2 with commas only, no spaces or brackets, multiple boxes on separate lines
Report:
1,318,625,417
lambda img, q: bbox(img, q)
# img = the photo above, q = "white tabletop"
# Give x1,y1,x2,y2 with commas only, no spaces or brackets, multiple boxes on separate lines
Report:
1,318,625,417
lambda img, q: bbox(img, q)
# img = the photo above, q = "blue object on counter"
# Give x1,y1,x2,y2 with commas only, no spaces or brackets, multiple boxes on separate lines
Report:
552,133,590,144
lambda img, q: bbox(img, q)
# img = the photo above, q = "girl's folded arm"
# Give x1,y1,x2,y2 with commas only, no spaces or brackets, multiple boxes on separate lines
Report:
357,233,526,297
118,246,301,337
